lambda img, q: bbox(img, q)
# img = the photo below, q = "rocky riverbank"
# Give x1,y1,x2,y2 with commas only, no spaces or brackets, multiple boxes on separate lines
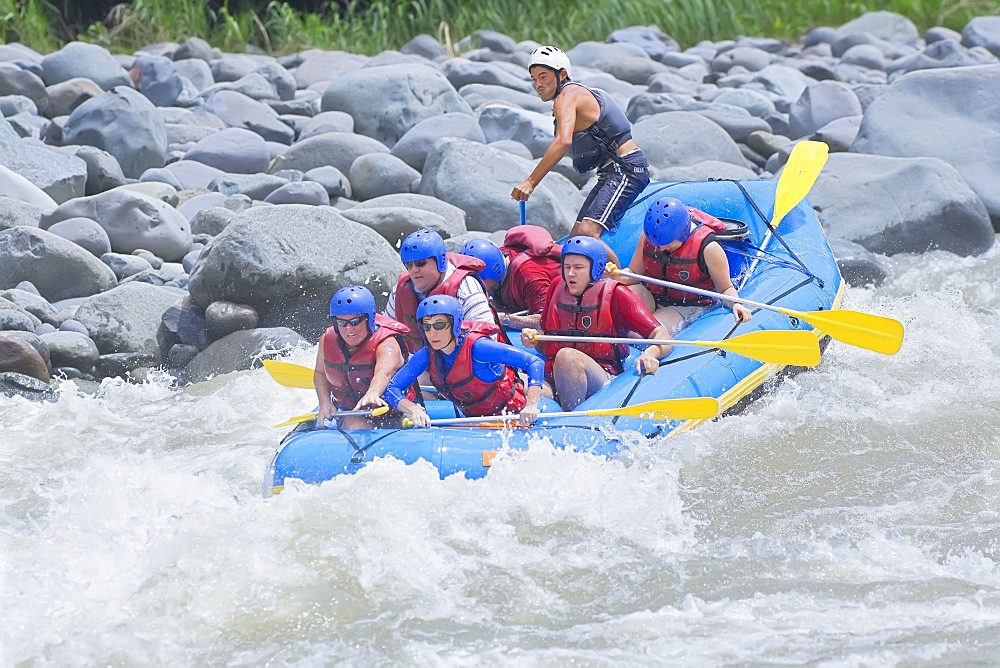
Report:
0,10,998,399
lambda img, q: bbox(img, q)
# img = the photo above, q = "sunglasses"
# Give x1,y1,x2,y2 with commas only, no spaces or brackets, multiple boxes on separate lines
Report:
333,316,366,328
420,321,451,332
404,258,431,269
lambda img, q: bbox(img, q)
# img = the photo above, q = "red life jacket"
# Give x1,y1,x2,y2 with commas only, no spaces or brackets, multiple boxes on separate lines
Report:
539,277,630,377
499,225,562,313
321,314,410,408
427,320,526,417
394,252,486,352
642,208,727,306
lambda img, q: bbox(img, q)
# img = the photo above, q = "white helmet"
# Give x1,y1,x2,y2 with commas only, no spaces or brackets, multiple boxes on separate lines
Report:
529,45,572,79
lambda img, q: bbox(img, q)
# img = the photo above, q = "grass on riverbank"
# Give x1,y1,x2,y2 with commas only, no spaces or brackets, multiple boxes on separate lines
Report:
2,0,998,56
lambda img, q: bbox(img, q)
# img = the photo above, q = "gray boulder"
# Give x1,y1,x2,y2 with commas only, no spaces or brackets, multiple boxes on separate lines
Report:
0,119,87,204
441,58,534,93
298,110,355,140
303,166,352,199
46,217,111,256
208,173,288,201
631,111,747,171
0,63,48,115
45,77,106,118
353,193,466,231
182,327,303,384
851,65,1000,229
133,54,183,106
187,205,403,339
200,89,295,144
40,189,192,261
348,153,420,201
458,83,552,114
41,42,132,90
39,330,100,371
566,41,650,72
263,181,331,206
0,289,58,325
321,64,473,147
477,105,554,158
962,16,1000,57
74,281,180,359
420,138,578,235
292,50,367,89
833,10,921,45
62,86,168,178
340,206,462,247
276,132,390,175
100,252,153,280
73,145,127,195
0,197,43,230
154,160,225,191
204,301,259,340
0,226,118,301
810,153,994,256
788,81,862,139
182,127,271,174
391,113,485,171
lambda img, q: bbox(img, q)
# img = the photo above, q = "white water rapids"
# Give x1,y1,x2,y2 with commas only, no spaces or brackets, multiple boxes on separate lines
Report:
4,244,1000,665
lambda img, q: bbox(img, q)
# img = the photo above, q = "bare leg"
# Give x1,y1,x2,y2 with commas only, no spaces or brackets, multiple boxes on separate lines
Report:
571,218,621,268
552,348,612,411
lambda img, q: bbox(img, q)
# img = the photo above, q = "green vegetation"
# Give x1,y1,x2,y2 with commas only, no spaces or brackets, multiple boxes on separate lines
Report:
2,0,998,56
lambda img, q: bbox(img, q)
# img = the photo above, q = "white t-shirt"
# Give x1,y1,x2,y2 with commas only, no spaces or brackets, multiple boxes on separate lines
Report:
384,262,494,324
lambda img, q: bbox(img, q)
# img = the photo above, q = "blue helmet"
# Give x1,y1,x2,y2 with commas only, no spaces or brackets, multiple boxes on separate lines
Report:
416,294,462,339
460,239,506,283
329,285,376,330
400,229,447,273
561,236,607,283
644,196,691,246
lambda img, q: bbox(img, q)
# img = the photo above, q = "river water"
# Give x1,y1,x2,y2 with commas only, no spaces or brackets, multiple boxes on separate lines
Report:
3,243,1000,665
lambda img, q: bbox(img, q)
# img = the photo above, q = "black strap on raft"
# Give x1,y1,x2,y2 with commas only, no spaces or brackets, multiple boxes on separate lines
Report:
725,179,823,289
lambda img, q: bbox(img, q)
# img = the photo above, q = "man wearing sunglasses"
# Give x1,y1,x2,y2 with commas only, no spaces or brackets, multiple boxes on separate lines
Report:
385,229,499,353
314,285,410,429
384,295,544,427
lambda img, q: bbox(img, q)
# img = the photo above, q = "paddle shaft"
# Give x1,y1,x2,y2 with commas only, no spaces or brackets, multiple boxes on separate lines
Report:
617,268,786,314
519,200,526,225
537,333,713,347
417,410,615,426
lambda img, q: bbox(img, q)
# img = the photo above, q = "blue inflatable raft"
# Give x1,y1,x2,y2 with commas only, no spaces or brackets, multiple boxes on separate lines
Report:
264,178,844,494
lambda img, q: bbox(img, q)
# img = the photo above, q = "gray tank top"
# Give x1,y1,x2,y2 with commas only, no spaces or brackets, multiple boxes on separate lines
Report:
564,83,633,173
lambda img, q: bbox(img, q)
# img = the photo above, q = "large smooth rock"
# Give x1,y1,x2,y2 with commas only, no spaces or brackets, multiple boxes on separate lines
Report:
182,327,302,384
340,206,462,248
0,195,44,230
477,104,554,158
0,227,118,301
187,205,403,339
276,132,390,175
38,330,100,371
40,189,192,262
348,153,419,201
631,111,747,171
0,119,87,204
809,153,994,256
829,238,889,288
851,65,1000,229
352,193,467,231
74,281,180,359
182,127,270,174
200,89,295,144
41,42,132,90
321,64,473,147
420,138,578,235
390,113,485,171
132,54,183,107
787,81,862,139
62,86,168,178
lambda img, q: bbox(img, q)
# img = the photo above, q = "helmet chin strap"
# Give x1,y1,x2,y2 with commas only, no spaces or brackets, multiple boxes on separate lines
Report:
554,69,569,96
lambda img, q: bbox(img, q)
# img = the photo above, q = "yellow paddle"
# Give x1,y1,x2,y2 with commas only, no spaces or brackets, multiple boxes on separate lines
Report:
772,140,829,228
273,405,390,428
402,396,720,427
534,330,821,366
261,359,446,393
610,266,903,355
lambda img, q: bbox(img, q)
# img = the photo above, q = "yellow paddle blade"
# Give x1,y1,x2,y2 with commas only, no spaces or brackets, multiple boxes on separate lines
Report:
586,397,719,420
262,359,315,389
772,140,829,227
701,330,821,367
780,308,904,355
273,405,390,428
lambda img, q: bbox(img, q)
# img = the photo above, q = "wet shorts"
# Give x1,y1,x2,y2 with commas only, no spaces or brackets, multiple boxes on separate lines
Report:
577,149,650,233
